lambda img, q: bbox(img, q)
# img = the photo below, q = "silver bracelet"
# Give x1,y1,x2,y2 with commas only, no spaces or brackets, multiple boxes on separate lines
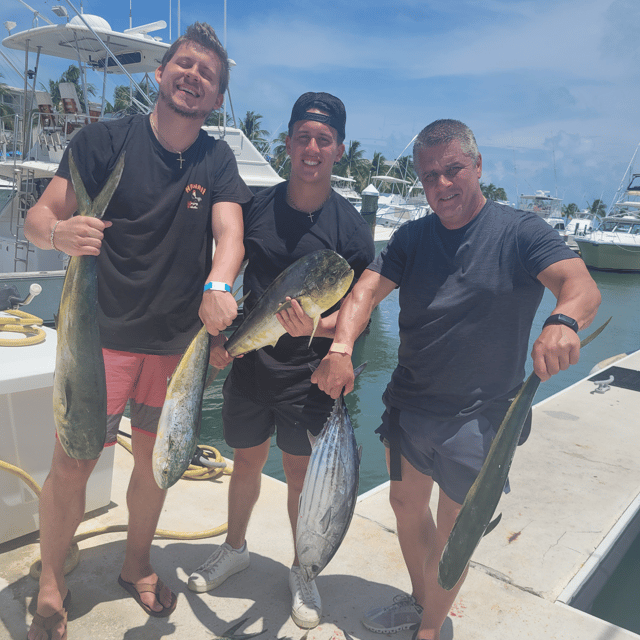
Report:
50,219,62,251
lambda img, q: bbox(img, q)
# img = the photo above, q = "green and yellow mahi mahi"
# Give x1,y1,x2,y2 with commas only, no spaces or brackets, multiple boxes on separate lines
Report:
53,150,125,460
438,318,611,591
152,325,210,490
225,249,354,356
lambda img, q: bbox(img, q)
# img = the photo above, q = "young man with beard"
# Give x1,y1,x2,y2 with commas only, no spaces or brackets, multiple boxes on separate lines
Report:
24,22,252,640
187,93,375,630
311,120,600,640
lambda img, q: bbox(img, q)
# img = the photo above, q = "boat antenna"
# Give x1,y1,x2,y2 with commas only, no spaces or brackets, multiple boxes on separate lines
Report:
552,136,559,198
130,0,132,30
384,133,418,177
608,142,640,213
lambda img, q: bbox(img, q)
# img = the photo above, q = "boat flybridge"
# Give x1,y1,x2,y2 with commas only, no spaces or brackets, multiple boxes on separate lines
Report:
0,4,281,320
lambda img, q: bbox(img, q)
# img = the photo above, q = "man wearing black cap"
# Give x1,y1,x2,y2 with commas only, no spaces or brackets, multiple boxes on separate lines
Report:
187,92,375,629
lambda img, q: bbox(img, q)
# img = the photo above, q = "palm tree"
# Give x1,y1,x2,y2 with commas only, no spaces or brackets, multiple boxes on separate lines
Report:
562,203,580,219
205,110,234,127
269,131,290,178
370,151,387,178
480,182,508,202
588,198,607,217
334,140,370,191
49,65,96,112
111,82,157,115
239,110,270,156
392,155,417,185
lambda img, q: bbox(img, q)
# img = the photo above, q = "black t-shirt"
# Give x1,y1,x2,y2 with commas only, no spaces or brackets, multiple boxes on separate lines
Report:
228,181,375,404
369,199,579,419
56,115,253,354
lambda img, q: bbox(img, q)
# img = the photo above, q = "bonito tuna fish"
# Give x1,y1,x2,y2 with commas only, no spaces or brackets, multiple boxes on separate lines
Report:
225,249,354,357
438,319,611,591
296,363,365,583
152,250,353,489
152,325,211,490
53,150,125,460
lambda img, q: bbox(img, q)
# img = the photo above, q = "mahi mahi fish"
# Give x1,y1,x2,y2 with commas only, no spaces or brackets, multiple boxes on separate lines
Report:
152,250,353,489
152,325,211,489
53,150,125,459
296,363,366,583
438,318,611,591
225,249,354,357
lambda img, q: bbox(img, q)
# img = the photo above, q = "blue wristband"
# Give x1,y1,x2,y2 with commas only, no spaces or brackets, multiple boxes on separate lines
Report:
203,281,231,293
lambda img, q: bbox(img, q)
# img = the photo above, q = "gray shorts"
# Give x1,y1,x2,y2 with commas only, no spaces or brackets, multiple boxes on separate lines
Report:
376,401,531,505
222,377,334,456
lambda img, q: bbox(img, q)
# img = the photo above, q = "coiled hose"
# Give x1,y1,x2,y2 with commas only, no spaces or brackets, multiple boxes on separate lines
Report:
0,437,232,579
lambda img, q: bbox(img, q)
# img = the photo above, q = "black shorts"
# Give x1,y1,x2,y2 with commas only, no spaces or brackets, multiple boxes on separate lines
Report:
222,376,334,456
377,394,532,505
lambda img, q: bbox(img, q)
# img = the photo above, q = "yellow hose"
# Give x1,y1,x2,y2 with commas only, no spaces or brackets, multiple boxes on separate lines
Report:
0,309,46,347
0,437,233,579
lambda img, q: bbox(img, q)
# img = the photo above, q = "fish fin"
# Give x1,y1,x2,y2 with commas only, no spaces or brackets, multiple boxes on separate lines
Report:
358,445,363,463
307,430,317,447
483,513,502,537
235,291,250,306
275,300,292,314
91,153,126,219
353,362,368,379
307,314,320,347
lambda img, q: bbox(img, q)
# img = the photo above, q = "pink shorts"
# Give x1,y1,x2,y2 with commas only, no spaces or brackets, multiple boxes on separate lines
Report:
103,348,182,445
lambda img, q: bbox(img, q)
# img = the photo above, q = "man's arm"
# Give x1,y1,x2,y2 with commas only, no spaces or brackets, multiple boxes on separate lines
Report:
532,257,601,381
24,175,112,256
311,269,397,398
199,201,244,336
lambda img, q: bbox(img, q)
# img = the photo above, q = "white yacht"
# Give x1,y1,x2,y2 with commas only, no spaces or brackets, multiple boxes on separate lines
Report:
518,190,567,240
330,174,361,208
369,175,431,242
575,174,640,271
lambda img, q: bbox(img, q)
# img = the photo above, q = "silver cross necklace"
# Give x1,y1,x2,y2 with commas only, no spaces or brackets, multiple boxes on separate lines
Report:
150,114,197,169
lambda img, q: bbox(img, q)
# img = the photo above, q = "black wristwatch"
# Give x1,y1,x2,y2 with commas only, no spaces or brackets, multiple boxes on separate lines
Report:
543,313,579,333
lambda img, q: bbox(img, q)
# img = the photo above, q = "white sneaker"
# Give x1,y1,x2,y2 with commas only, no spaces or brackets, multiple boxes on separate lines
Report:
187,542,250,593
361,594,423,634
289,565,322,629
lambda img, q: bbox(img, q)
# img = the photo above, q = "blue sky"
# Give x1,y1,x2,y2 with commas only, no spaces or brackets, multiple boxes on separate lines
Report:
2,0,639,209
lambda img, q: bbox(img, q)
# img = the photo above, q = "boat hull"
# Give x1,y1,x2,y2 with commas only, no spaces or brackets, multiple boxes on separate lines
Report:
576,239,640,272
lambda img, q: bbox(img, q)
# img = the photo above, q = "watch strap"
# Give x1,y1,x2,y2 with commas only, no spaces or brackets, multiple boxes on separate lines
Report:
543,313,579,333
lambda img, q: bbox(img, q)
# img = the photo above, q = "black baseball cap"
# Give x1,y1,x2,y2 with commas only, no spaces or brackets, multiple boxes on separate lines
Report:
288,92,346,142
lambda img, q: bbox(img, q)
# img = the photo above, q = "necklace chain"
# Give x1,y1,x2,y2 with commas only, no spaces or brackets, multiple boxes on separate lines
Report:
286,186,331,222
150,113,197,170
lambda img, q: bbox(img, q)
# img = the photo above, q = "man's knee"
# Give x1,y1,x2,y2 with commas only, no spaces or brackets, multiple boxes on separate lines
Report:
232,444,269,478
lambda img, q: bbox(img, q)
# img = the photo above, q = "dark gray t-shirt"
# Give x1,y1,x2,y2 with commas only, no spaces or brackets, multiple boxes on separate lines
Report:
368,199,578,420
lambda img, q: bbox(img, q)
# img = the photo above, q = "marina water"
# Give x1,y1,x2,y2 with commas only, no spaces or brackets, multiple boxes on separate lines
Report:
199,250,640,633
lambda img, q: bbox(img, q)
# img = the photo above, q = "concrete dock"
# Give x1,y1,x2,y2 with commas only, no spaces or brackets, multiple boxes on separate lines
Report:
1,350,640,639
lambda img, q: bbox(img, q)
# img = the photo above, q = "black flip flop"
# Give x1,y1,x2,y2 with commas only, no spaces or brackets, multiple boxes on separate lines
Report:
118,575,177,618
